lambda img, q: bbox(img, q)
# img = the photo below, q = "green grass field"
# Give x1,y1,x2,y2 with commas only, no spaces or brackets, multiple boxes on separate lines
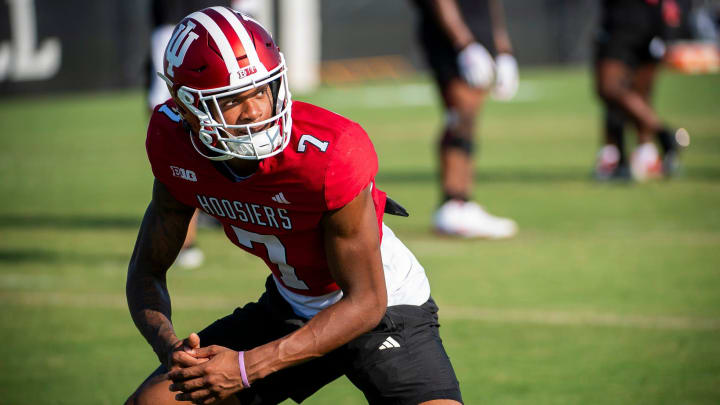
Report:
1,67,719,404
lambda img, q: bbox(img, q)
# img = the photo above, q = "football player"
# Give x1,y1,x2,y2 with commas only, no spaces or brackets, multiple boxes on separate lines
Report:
126,7,463,405
593,0,690,181
411,0,519,239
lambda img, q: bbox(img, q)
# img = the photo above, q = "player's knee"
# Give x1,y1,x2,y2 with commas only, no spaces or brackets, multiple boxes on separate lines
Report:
449,106,476,129
124,390,157,405
441,108,476,155
124,380,168,405
440,128,475,155
124,387,154,405
123,392,138,405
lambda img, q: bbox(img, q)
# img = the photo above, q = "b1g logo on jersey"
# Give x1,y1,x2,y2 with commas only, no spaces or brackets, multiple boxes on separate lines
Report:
165,21,199,77
170,166,197,182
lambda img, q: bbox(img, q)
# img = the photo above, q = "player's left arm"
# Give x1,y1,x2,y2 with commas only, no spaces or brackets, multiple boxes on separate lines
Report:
489,0,512,54
168,185,387,402
489,0,520,100
259,184,388,367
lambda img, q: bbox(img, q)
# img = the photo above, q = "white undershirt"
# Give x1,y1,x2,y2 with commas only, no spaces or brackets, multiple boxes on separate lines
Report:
274,223,431,319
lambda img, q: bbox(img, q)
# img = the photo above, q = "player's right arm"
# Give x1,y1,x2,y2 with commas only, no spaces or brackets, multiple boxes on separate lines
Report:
429,0,475,49
126,178,200,370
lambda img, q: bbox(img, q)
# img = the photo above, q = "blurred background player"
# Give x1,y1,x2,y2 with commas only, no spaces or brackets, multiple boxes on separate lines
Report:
147,0,261,267
411,0,519,239
593,0,691,181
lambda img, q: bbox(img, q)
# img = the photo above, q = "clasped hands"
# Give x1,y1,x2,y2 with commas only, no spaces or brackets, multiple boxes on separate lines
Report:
165,333,245,404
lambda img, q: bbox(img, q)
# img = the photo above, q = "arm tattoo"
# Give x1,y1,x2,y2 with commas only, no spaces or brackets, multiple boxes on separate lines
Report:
126,179,195,362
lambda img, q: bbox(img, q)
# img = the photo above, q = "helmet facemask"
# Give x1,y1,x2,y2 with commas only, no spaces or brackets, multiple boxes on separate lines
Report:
162,56,292,161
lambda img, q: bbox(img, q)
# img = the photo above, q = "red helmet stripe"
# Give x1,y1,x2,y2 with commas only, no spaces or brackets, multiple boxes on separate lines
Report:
210,7,264,75
188,10,241,81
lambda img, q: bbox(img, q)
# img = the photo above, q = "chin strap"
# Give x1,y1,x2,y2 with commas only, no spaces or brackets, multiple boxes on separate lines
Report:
188,126,234,161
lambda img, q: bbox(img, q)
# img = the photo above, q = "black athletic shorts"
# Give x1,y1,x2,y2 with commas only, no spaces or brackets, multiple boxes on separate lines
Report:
594,28,665,67
156,276,463,404
594,1,666,67
414,0,495,87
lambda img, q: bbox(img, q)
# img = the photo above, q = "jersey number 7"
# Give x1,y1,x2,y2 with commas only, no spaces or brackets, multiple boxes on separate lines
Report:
298,134,329,153
231,225,309,290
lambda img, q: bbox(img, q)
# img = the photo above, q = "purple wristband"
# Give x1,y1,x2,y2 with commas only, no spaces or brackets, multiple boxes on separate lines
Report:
238,351,251,388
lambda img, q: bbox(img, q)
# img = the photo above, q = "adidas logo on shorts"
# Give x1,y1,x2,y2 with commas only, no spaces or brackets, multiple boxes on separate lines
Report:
378,336,401,350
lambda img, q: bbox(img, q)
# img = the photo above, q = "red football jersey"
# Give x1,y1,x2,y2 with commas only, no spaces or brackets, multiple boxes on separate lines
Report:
146,100,387,297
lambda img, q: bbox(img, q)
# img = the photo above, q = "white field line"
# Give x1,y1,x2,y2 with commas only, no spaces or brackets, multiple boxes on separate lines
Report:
315,81,541,108
2,291,719,331
440,306,720,331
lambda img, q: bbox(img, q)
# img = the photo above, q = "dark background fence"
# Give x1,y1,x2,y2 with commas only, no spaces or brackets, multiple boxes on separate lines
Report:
0,0,150,95
322,0,600,66
0,0,659,96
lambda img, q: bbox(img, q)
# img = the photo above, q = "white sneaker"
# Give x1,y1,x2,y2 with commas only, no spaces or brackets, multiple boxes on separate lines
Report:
433,200,518,239
594,144,620,180
175,246,204,269
631,142,662,182
594,144,631,181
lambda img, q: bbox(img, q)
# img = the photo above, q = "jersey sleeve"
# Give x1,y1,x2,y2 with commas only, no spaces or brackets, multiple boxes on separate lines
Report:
145,104,177,185
323,122,378,210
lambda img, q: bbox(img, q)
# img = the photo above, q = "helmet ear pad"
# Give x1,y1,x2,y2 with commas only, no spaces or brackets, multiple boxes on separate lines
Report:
269,78,281,115
157,71,202,132
179,108,201,133
169,91,201,132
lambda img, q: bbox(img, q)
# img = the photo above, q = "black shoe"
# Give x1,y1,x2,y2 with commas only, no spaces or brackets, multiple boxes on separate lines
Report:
611,164,632,181
594,163,631,182
659,128,690,177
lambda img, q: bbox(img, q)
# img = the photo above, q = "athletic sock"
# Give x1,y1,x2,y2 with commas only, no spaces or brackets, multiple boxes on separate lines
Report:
605,106,627,165
657,127,677,154
442,192,469,203
617,145,628,166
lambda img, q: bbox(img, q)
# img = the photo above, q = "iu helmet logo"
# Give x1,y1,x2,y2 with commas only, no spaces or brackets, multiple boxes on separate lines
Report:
165,21,199,77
